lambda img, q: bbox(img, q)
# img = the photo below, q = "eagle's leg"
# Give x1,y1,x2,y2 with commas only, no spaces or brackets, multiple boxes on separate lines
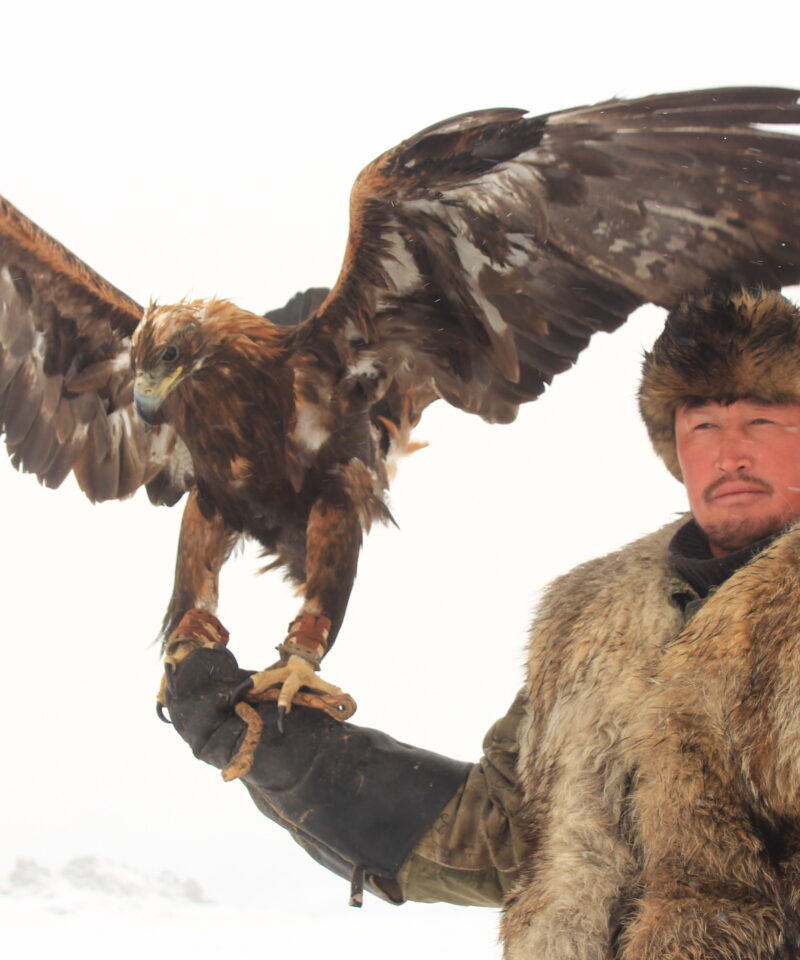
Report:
161,488,239,639
157,489,239,716
243,490,362,724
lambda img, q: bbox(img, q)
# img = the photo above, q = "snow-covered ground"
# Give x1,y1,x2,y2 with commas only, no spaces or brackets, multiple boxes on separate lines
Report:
1,855,500,959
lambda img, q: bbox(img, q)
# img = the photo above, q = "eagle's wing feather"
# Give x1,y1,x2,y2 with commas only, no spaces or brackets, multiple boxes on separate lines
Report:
263,287,331,327
302,87,800,424
0,194,192,503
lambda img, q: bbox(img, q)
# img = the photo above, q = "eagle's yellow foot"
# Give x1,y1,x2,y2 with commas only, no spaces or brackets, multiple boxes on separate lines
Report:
232,655,356,732
227,612,356,731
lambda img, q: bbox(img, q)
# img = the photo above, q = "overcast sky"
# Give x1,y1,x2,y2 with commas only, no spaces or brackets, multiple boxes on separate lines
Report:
2,2,799,956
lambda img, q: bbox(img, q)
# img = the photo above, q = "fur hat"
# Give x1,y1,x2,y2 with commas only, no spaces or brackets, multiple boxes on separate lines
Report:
639,287,800,481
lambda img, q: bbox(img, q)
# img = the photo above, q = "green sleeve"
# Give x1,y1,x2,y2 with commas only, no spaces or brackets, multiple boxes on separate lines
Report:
386,690,529,907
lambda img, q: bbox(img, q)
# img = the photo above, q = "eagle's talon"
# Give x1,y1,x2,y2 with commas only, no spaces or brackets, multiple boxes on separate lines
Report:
163,660,176,694
277,705,287,735
156,701,172,724
228,676,255,709
156,667,173,723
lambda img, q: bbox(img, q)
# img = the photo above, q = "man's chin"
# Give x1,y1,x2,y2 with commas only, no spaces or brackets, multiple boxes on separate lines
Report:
700,514,790,556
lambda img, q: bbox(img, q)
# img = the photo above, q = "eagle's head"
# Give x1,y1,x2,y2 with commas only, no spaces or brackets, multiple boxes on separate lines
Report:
131,299,214,425
131,297,285,427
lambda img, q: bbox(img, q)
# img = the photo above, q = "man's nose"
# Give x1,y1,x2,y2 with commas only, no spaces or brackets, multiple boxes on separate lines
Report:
715,430,754,473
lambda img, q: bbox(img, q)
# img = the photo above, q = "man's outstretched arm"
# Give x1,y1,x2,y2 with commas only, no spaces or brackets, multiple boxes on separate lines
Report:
165,641,528,907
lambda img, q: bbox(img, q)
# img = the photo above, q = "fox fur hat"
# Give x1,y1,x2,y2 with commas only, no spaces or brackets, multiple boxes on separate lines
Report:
639,287,800,481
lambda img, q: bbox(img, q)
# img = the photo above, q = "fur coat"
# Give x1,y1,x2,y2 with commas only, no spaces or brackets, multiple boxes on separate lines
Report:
502,517,800,960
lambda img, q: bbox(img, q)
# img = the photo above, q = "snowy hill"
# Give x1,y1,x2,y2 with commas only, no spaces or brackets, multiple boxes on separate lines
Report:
2,855,209,908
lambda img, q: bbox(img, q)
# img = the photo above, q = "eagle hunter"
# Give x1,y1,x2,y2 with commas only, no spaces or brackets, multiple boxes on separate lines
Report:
2,87,800,730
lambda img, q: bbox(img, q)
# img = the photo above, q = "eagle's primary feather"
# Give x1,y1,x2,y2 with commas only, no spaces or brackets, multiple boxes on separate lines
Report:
2,87,800,710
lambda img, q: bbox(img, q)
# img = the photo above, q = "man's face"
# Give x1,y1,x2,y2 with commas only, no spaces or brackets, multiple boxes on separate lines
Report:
675,399,800,557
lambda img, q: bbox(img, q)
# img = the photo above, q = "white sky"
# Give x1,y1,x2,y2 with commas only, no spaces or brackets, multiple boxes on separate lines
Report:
2,1,799,956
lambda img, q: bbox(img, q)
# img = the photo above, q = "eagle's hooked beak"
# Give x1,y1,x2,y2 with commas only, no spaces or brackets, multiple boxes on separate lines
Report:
134,367,183,425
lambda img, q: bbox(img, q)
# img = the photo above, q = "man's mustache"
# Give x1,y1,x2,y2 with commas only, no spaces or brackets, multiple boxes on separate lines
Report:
703,473,773,503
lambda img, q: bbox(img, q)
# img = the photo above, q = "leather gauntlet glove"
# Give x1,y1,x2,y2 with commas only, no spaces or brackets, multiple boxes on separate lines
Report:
164,646,471,904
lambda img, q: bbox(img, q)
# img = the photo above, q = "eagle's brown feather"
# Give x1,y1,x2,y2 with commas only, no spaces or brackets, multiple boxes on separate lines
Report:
0,195,188,502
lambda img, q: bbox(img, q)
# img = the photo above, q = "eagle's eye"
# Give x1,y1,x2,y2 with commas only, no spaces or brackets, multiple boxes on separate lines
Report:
160,345,180,364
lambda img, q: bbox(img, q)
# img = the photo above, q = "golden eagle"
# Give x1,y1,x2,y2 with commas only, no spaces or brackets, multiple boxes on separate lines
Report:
2,87,800,725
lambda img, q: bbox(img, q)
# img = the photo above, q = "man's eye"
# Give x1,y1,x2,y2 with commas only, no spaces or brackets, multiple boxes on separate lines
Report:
750,418,774,426
694,422,715,431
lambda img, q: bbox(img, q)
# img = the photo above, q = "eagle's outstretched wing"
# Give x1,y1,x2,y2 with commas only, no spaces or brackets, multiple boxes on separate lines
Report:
0,195,195,504
4,87,800,505
297,87,800,424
